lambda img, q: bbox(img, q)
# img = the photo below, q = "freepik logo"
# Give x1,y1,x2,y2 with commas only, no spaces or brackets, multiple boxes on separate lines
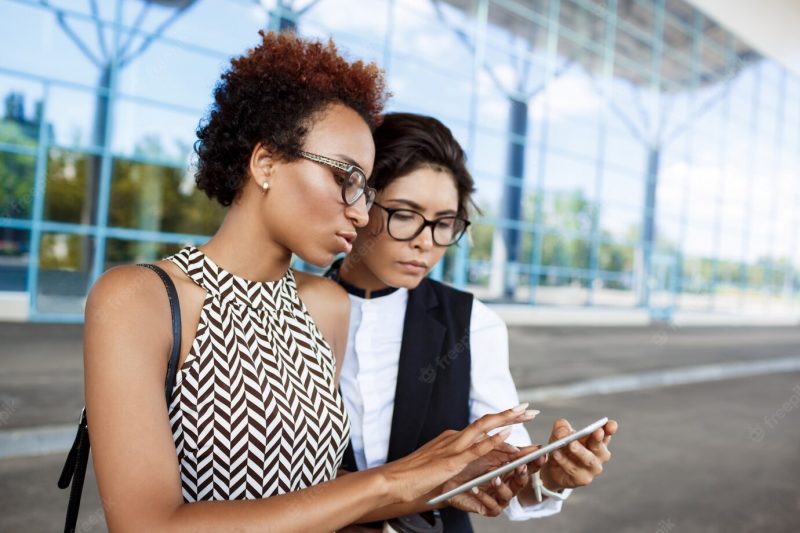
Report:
763,384,800,430
746,384,800,443
0,398,19,428
655,519,676,533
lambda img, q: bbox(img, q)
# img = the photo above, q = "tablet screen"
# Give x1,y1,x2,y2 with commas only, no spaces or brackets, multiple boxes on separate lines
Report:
426,417,608,506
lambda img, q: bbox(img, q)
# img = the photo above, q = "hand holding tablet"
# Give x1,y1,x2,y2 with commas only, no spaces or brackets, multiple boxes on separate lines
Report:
427,417,609,506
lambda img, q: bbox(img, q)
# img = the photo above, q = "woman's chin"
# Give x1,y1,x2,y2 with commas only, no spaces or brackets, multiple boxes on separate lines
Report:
295,249,338,269
387,270,426,290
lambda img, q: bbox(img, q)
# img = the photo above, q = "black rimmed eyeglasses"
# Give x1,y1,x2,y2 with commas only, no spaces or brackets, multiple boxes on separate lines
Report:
374,202,470,247
298,151,376,210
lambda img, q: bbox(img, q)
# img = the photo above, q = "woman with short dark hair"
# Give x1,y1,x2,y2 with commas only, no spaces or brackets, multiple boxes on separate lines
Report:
329,112,619,532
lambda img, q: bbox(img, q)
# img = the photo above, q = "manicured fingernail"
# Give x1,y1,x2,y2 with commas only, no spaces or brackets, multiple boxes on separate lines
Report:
570,442,579,452
498,427,512,439
512,402,529,413
509,444,520,452
525,409,540,418
471,486,479,495
553,450,562,460
521,464,527,473
493,476,502,487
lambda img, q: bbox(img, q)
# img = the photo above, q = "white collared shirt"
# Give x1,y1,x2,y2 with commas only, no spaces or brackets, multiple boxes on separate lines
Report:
339,287,563,520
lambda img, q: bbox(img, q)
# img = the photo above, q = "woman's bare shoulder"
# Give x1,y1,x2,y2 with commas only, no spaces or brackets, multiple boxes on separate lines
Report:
294,271,350,320
83,265,175,361
294,270,348,301
85,265,173,318
85,260,199,317
293,270,350,361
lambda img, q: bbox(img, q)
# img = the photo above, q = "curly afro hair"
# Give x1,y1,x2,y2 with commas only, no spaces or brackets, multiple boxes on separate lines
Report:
195,31,388,206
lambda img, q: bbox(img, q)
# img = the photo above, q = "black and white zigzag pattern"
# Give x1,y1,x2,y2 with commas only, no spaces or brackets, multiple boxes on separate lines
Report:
166,246,350,502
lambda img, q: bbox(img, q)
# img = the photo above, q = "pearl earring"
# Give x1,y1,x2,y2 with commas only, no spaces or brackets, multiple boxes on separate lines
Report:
261,181,270,193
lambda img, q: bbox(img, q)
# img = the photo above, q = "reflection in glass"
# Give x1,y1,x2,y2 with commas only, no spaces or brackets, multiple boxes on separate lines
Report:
540,233,590,270
0,152,36,220
105,238,186,269
36,233,94,316
110,157,225,236
0,0,798,317
45,87,101,150
0,228,29,291
44,149,90,225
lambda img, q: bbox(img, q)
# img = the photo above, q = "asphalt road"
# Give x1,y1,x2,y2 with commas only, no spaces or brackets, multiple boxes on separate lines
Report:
2,372,798,532
3,322,800,429
1,323,799,532
472,371,800,533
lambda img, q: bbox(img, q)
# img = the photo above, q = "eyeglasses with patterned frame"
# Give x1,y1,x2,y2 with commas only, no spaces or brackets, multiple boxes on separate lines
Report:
298,151,376,209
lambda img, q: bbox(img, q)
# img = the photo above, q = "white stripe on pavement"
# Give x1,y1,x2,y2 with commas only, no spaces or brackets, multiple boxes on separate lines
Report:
518,355,800,403
0,424,76,460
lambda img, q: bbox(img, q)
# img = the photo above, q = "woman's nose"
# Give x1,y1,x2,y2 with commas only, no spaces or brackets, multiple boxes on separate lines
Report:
345,196,370,228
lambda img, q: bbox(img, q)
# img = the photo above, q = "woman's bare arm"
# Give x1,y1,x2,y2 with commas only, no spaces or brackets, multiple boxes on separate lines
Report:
85,267,526,532
84,266,395,532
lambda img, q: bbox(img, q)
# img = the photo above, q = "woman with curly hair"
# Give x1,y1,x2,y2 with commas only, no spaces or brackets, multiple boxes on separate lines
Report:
78,33,535,531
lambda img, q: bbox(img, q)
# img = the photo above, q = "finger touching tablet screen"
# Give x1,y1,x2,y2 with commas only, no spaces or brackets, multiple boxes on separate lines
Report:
427,417,609,506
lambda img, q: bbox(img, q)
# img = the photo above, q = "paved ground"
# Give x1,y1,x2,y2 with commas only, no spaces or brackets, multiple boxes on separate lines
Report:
1,322,799,531
473,371,800,533
3,322,800,429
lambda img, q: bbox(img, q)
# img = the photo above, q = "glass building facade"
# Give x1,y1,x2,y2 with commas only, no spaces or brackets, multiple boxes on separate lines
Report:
1,0,798,322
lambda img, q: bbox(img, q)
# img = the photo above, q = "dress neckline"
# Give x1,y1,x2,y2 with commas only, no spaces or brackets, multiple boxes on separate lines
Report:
168,245,296,311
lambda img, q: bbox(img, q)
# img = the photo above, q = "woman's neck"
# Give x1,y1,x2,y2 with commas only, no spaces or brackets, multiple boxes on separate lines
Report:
339,254,391,299
199,204,292,282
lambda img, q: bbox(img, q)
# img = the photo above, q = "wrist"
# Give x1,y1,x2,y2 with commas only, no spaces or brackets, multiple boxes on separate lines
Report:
370,465,400,506
536,470,573,502
376,463,441,508
517,479,543,507
540,465,563,492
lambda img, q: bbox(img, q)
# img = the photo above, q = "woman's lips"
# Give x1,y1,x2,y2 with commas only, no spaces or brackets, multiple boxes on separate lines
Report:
398,261,427,274
336,235,353,253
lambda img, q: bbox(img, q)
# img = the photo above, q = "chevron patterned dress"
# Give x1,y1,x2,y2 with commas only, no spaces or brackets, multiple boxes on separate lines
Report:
166,246,350,502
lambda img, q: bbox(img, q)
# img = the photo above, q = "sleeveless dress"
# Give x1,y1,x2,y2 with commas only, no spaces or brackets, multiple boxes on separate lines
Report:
165,246,350,502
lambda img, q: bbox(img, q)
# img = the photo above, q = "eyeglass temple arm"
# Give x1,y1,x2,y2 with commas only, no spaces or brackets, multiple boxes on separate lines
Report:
299,151,353,173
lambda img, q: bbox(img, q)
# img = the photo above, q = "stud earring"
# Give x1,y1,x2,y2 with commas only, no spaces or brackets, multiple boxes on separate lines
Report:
261,181,270,193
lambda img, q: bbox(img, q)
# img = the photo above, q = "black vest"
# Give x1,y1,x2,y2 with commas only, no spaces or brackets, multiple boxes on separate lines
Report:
332,268,476,532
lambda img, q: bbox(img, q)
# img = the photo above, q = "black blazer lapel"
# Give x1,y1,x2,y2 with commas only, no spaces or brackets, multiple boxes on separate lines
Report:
386,280,446,462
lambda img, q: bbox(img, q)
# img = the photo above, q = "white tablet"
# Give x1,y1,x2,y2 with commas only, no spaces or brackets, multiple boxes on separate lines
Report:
426,417,608,506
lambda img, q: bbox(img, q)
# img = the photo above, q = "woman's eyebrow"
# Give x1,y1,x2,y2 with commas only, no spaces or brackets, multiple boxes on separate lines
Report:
385,198,457,216
334,153,365,170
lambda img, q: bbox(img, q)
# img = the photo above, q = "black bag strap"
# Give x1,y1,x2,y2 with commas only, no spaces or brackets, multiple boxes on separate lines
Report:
138,263,183,405
58,263,182,533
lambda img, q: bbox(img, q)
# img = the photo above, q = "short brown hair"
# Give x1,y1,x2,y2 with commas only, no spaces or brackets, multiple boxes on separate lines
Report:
371,113,476,219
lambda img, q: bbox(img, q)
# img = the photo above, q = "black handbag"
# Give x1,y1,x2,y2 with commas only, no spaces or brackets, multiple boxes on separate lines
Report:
384,512,444,533
57,263,182,533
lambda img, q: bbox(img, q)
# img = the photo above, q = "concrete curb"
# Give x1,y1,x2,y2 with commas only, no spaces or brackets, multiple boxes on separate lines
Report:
0,292,29,321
